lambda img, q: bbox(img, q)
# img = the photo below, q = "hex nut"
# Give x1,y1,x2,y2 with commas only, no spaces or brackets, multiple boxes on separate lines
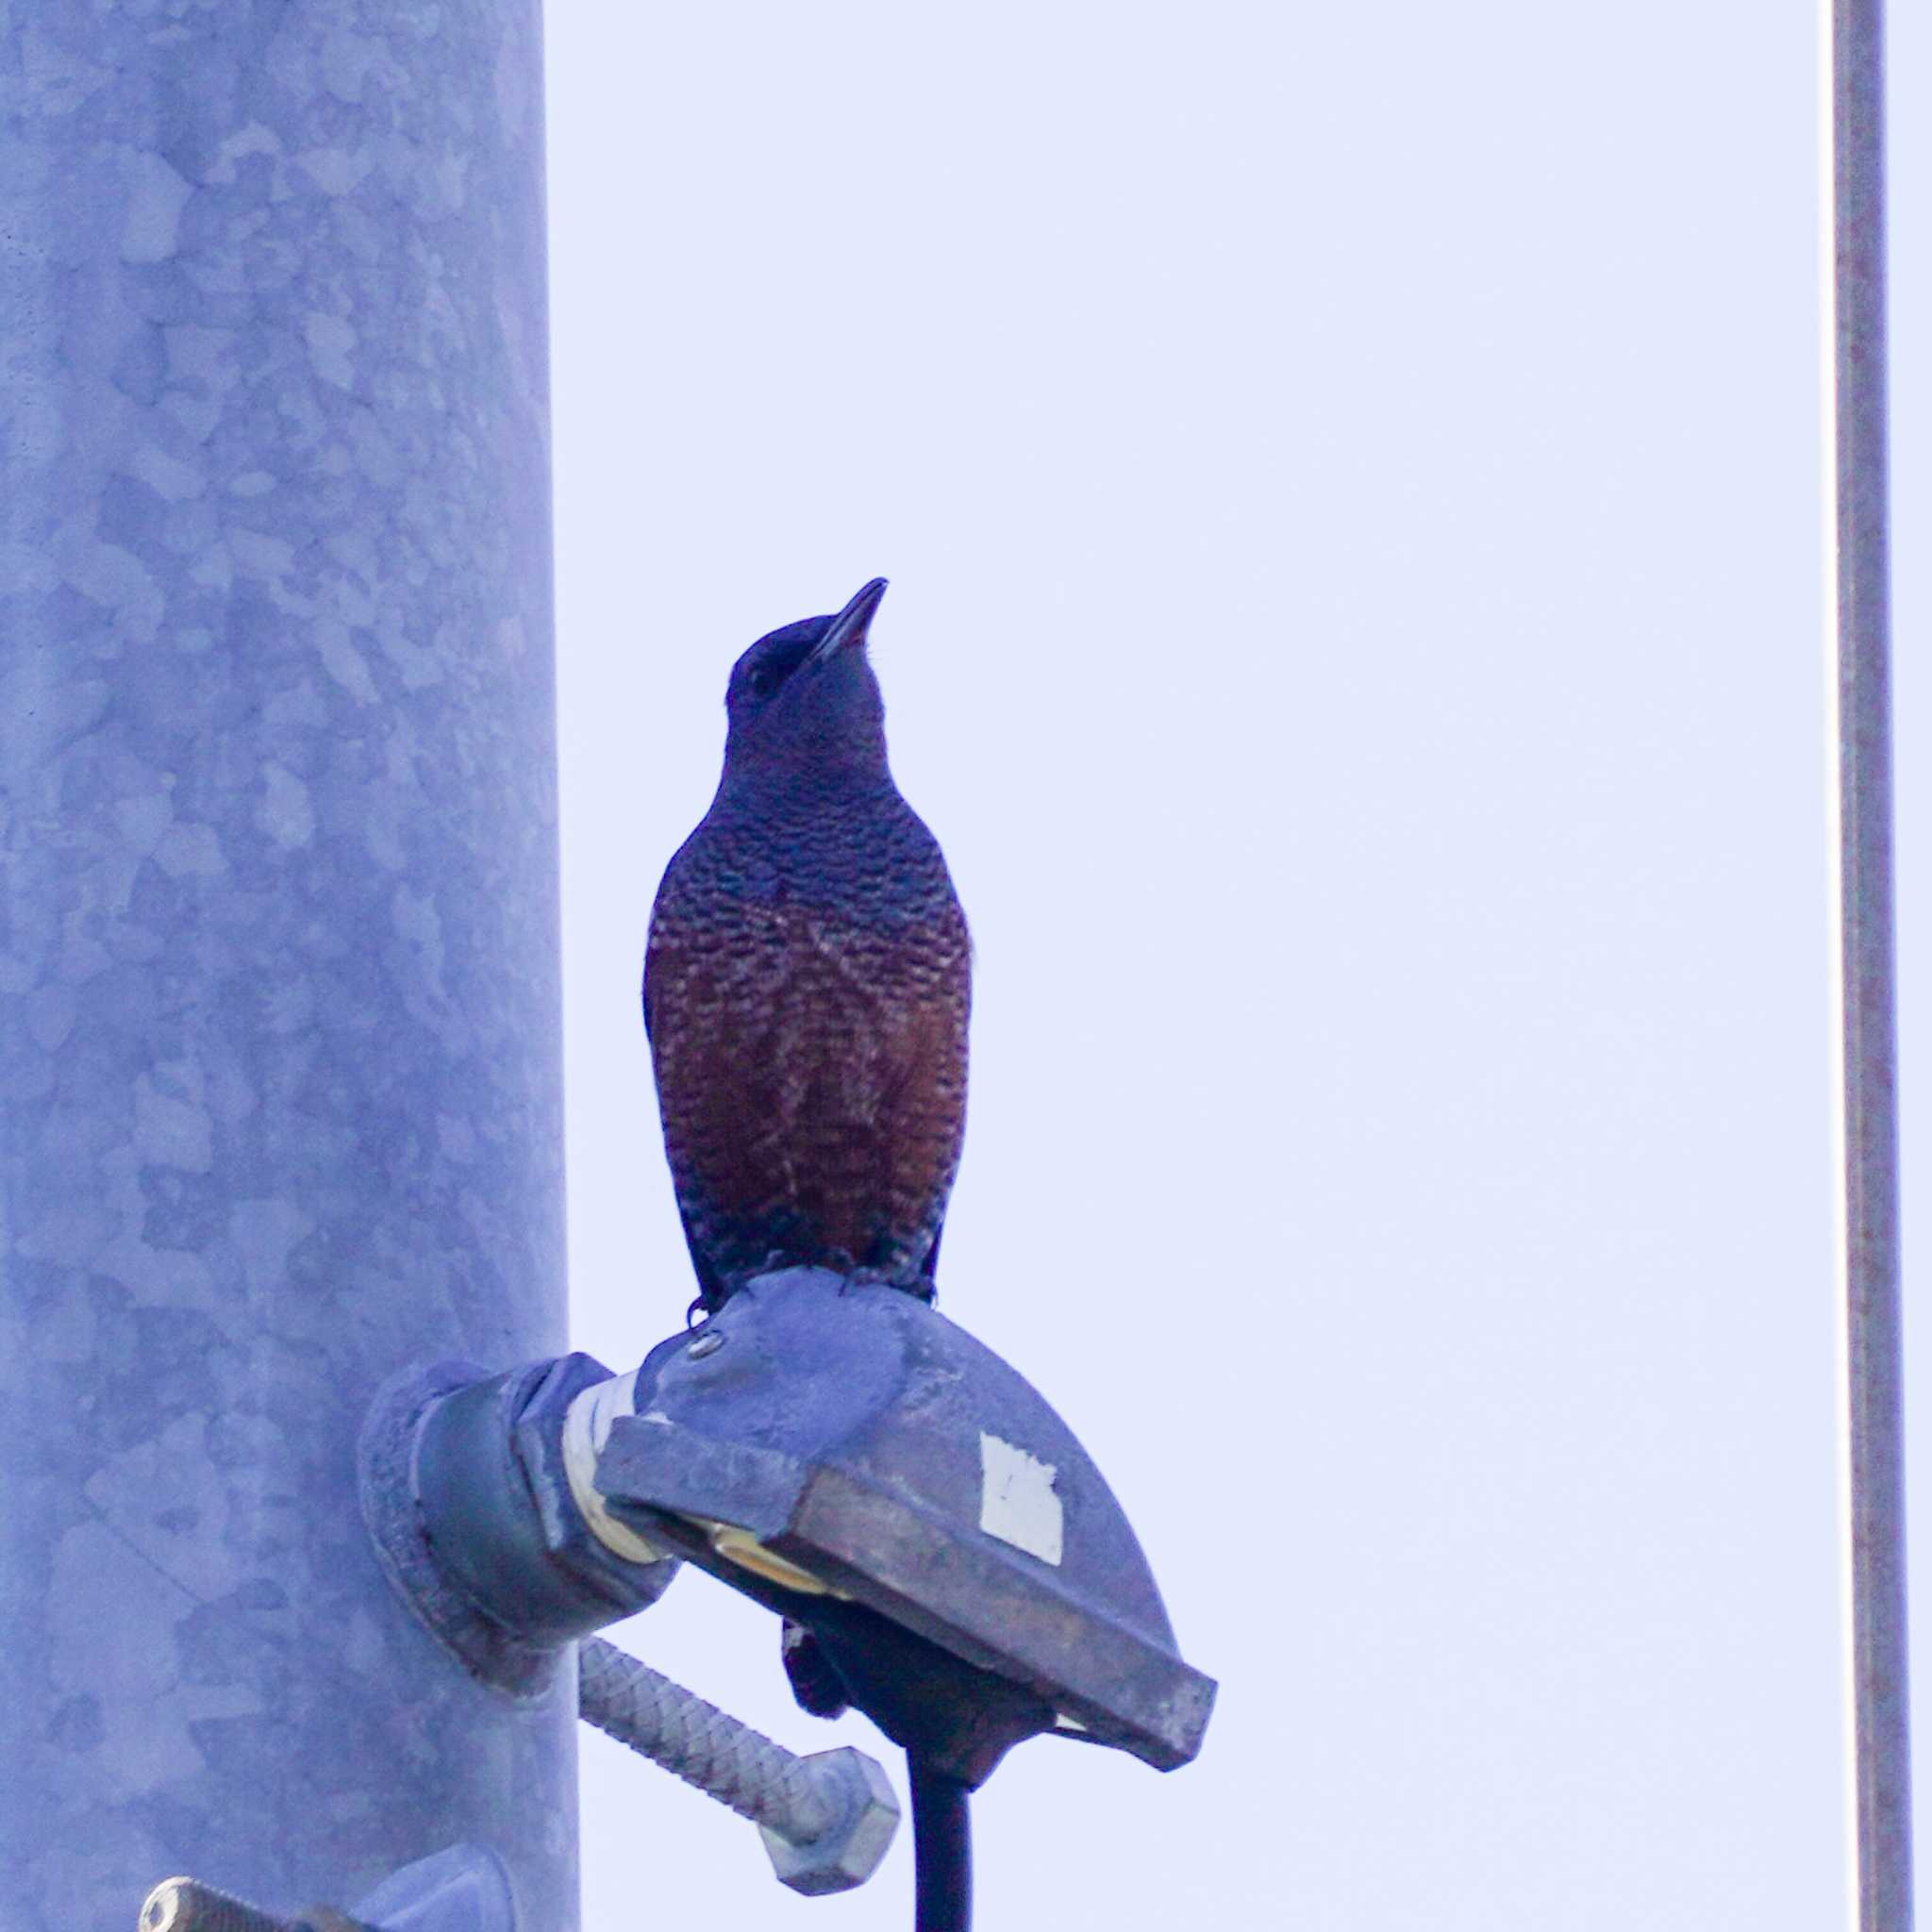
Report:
759,1747,902,1896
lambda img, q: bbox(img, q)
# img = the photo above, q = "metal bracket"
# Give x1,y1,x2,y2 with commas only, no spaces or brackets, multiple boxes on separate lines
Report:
358,1354,901,1892
358,1354,676,1698
353,1269,1213,1900
596,1267,1217,1776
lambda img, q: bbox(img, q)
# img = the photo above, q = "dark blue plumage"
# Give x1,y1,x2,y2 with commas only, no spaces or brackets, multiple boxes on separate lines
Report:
643,579,971,1316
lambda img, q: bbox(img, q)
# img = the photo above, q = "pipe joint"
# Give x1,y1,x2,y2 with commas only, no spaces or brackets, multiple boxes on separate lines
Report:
359,1355,676,1698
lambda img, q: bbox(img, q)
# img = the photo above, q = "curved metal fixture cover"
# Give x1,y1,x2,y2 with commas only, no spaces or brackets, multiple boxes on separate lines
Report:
595,1267,1216,1771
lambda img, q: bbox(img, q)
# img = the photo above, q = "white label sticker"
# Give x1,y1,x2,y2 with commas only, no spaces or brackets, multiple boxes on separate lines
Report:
978,1432,1063,1566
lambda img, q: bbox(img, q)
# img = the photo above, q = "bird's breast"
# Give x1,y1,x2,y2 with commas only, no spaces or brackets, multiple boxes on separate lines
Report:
642,784,970,1283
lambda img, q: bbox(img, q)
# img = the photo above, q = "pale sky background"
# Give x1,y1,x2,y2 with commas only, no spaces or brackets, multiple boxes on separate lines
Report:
543,7,1926,1927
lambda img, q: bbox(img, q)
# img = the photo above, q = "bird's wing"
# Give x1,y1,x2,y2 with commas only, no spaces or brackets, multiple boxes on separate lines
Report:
643,865,735,1312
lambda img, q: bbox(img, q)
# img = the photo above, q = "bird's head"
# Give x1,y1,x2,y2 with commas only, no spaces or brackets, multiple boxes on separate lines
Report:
721,577,891,787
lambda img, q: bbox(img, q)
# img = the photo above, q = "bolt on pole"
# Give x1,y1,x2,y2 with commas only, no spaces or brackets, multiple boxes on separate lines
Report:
1824,2,1912,1927
0,3,573,1925
579,1639,841,1842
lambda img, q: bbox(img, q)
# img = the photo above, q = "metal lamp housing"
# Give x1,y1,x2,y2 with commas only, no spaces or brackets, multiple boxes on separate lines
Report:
595,1266,1216,1774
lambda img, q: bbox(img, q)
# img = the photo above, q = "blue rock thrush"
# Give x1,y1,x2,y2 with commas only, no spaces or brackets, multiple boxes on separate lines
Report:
643,578,971,1322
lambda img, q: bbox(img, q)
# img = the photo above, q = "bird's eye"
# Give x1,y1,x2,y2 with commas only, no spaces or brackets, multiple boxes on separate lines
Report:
745,667,776,699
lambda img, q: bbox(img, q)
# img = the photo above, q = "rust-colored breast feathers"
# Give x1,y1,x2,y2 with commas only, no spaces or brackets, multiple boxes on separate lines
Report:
644,807,969,1302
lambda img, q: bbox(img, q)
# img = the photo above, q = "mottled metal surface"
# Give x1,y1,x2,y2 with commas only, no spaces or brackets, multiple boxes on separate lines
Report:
1828,5,1912,1929
0,3,573,1928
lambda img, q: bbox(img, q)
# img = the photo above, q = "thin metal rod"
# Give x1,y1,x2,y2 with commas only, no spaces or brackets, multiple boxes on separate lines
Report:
1826,2,1911,1926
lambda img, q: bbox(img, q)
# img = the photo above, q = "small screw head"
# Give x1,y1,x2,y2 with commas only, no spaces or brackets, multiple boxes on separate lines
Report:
688,1331,724,1359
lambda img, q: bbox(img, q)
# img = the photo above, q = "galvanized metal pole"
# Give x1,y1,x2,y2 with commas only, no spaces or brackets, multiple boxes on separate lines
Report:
1825,3,1912,1927
0,4,573,1928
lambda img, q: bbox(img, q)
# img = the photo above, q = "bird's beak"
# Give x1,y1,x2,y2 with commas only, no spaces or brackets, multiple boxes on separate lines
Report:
808,577,889,665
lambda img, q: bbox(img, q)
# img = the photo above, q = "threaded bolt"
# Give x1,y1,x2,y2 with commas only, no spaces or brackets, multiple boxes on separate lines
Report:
577,1636,899,1894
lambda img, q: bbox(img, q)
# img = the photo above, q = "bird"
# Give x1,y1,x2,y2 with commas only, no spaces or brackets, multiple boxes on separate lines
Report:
642,577,971,1321
646,580,983,1904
